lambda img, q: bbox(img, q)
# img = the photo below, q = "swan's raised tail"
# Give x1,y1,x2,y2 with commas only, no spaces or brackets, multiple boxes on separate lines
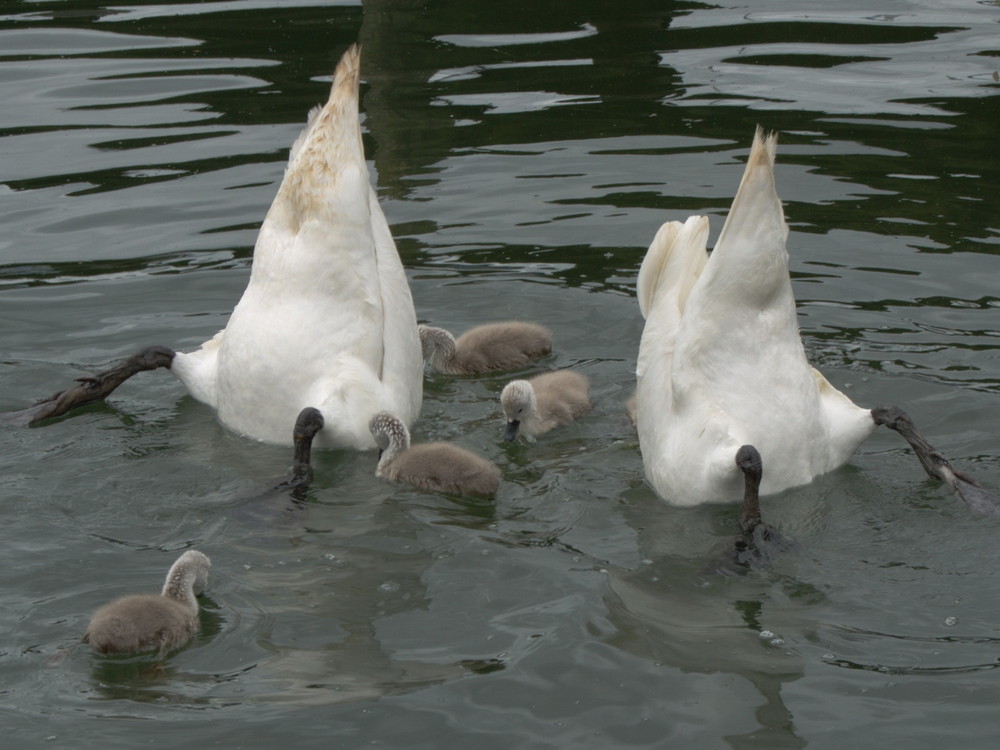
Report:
706,127,788,305
267,44,367,238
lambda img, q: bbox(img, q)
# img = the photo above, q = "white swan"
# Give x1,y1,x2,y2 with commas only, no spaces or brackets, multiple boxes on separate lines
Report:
83,550,211,656
167,44,422,448
635,128,874,506
1,46,421,447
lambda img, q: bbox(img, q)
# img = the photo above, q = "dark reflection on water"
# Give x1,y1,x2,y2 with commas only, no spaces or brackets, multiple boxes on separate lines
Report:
1,0,1000,747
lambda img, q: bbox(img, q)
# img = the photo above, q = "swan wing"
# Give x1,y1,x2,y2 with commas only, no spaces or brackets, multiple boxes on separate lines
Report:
368,185,422,427
635,215,709,382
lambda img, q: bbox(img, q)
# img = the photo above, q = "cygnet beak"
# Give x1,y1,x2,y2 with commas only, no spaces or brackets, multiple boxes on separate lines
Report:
503,420,520,442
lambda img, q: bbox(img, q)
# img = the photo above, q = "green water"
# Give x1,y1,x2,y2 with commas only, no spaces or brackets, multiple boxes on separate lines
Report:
1,1,999,747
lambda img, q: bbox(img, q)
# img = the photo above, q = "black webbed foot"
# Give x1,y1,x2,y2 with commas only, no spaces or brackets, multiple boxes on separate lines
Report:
0,346,175,427
872,405,1000,515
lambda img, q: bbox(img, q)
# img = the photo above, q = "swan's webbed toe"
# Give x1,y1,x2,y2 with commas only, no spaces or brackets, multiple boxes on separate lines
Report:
873,404,999,514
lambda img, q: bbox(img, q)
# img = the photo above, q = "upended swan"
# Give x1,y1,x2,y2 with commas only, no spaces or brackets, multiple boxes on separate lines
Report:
1,45,422,450
369,411,501,497
635,127,998,509
418,322,552,375
501,370,592,441
83,550,211,656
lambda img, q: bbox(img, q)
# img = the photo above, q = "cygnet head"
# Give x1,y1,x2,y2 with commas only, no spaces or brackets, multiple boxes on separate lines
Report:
501,379,536,442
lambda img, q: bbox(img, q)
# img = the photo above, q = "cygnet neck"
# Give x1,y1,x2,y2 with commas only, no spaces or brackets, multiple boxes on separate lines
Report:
161,551,210,613
418,326,457,371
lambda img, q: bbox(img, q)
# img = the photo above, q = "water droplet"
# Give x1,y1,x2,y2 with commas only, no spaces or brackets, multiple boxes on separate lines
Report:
377,581,400,593
944,616,958,626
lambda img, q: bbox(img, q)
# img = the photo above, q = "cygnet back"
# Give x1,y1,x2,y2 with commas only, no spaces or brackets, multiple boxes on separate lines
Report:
389,442,501,497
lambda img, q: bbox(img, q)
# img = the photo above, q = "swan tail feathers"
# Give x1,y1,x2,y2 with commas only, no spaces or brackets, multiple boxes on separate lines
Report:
637,221,680,319
272,44,366,233
713,127,787,263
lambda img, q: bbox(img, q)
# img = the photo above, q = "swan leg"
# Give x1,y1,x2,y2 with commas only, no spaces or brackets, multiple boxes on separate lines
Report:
285,407,325,494
0,345,176,426
871,405,1000,514
736,444,763,534
721,444,792,572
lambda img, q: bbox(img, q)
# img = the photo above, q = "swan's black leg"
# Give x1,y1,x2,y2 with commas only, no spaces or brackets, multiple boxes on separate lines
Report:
736,444,763,535
732,445,767,567
872,405,1000,515
282,407,325,498
0,345,176,427
722,444,792,572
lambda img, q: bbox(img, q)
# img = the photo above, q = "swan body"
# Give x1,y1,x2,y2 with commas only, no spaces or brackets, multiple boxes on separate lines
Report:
171,45,422,448
501,370,592,441
84,550,211,656
635,128,874,506
418,322,551,375
369,411,501,497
